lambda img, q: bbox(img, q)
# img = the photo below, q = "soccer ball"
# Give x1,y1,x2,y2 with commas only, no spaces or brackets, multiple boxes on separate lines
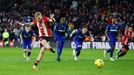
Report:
94,59,104,68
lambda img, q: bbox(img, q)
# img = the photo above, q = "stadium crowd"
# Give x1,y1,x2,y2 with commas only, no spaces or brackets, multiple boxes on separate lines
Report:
0,0,133,41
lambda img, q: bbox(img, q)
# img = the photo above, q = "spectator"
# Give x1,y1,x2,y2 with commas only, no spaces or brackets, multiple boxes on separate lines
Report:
2,29,9,47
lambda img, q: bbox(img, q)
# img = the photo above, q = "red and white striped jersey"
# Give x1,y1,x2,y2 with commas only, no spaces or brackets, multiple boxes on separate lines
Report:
121,27,134,45
33,17,52,37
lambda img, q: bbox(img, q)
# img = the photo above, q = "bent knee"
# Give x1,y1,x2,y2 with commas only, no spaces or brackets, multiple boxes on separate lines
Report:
41,40,48,45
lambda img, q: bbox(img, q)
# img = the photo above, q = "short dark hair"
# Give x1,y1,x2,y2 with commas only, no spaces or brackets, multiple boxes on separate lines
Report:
24,23,30,27
128,24,133,27
82,25,88,29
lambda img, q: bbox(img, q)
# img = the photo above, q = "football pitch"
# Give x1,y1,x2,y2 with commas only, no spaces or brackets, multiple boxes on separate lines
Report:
0,48,134,75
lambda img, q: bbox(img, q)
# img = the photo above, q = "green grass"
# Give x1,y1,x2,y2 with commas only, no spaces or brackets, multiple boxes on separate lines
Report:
0,48,134,75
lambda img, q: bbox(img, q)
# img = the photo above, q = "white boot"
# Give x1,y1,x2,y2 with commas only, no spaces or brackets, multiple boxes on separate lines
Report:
23,53,26,58
73,50,76,56
115,55,119,60
110,57,115,61
74,56,78,61
26,57,30,61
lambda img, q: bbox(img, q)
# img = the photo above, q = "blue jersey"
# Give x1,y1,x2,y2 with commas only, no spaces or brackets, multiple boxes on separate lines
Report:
106,24,120,41
54,23,68,36
73,30,90,42
21,29,34,41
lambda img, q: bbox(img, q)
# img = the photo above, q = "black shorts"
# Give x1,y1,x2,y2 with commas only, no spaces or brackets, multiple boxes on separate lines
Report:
3,38,9,42
39,36,53,42
122,44,129,50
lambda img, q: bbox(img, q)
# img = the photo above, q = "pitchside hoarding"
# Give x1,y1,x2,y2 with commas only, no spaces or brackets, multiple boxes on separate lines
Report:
32,41,134,50
1,41,133,50
71,42,134,50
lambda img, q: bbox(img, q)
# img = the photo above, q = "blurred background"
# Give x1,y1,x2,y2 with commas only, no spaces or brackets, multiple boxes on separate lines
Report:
0,0,133,47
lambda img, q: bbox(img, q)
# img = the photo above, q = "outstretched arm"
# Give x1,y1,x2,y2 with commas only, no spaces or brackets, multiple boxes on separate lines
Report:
31,36,36,46
16,22,24,26
16,21,34,26
105,26,110,41
48,14,56,23
20,34,23,44
89,32,94,42
70,29,77,38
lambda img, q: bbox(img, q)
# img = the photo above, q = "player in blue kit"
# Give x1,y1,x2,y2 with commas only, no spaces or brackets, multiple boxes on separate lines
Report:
54,17,69,61
104,18,120,61
20,24,36,61
70,27,92,61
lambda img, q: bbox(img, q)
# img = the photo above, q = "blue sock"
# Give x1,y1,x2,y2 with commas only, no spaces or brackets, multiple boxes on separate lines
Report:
57,48,61,59
57,41,61,59
110,49,113,57
75,47,81,57
57,41,64,59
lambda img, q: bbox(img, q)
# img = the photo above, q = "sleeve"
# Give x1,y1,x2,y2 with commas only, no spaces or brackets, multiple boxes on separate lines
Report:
71,29,78,38
88,32,91,37
65,24,70,38
74,29,79,35
86,32,94,41
43,17,49,23
20,29,23,36
33,20,37,25
124,26,128,35
54,24,58,32
132,31,134,38
106,25,110,31
31,30,35,36
118,24,121,29
65,24,69,32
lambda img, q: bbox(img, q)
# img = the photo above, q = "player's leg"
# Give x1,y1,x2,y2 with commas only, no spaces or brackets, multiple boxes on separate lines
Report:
117,50,127,57
104,41,115,61
32,39,47,70
109,44,115,61
32,46,45,71
55,36,60,61
105,41,114,53
116,45,128,60
22,41,27,58
27,40,32,61
73,42,76,56
34,47,46,65
56,38,61,61
74,41,82,61
34,40,49,64
104,42,112,57
57,36,65,61
32,39,54,70
44,37,55,53
4,38,9,47
37,39,55,60
76,44,82,57
23,49,27,58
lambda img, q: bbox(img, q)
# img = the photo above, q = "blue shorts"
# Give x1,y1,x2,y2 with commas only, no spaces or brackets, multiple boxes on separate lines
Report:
22,40,32,50
74,40,83,49
55,35,65,42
